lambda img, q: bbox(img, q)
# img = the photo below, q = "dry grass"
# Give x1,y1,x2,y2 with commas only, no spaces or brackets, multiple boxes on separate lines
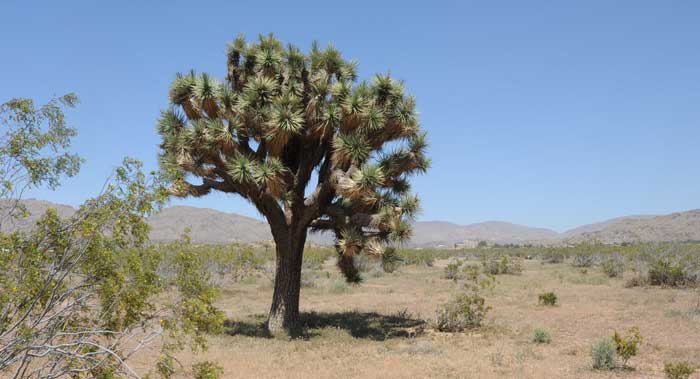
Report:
132,259,700,378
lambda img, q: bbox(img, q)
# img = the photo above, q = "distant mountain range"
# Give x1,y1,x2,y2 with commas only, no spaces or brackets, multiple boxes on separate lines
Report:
2,199,700,246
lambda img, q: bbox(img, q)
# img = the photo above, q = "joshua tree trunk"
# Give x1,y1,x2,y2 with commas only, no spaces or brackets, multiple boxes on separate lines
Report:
267,226,307,335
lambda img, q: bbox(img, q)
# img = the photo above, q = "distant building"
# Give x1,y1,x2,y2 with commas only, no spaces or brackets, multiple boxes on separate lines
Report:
454,239,480,249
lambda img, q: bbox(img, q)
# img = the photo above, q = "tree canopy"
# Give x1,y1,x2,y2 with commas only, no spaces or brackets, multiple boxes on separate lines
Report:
158,34,429,279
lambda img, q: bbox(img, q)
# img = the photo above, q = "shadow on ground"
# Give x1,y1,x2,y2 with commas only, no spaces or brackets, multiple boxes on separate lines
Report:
224,310,425,340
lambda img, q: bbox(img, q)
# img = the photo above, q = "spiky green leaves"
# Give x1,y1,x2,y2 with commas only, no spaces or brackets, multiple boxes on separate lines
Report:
242,76,278,108
332,134,369,167
253,158,286,196
169,71,196,105
226,155,256,184
363,106,385,132
399,194,421,219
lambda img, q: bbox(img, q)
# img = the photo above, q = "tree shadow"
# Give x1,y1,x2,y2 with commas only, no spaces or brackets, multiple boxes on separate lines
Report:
224,311,425,341
300,310,426,340
224,310,426,341
223,316,272,338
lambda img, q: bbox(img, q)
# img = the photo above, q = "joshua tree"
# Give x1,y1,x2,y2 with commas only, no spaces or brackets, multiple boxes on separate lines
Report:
156,34,429,334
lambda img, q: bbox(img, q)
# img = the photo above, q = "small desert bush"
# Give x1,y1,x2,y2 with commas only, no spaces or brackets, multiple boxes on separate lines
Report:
482,255,523,275
435,292,489,331
435,272,495,332
648,256,693,287
602,255,625,278
192,361,224,379
540,249,567,264
664,361,696,379
572,252,596,268
592,337,617,370
532,327,551,344
444,260,464,280
538,292,557,306
612,326,642,367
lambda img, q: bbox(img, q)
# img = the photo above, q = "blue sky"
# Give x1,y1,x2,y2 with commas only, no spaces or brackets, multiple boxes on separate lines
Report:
1,1,698,232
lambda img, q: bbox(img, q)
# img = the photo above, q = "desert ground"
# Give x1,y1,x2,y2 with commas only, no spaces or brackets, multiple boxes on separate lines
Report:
129,255,700,379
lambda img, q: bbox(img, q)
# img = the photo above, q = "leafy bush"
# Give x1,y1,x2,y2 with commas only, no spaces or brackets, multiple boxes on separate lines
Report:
482,255,523,275
532,327,551,344
444,260,464,280
664,361,696,379
602,255,625,278
538,292,557,306
612,326,642,367
592,337,617,370
435,292,489,332
435,272,495,332
192,361,224,379
649,257,692,287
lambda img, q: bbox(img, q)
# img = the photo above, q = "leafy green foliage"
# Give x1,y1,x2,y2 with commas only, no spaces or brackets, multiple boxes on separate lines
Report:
0,157,223,379
192,361,224,379
538,292,557,306
0,94,82,221
612,326,642,367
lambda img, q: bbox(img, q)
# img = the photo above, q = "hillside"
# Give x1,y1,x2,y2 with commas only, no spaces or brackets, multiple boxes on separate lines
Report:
565,210,700,244
3,199,699,246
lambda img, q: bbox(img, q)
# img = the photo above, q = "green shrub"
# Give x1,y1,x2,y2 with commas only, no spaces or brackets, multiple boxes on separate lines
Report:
664,361,696,379
532,327,551,344
482,255,523,275
192,361,224,379
444,260,464,280
435,272,495,332
538,292,557,306
602,255,625,278
435,291,490,331
612,326,642,367
541,249,567,264
649,257,691,287
591,337,616,370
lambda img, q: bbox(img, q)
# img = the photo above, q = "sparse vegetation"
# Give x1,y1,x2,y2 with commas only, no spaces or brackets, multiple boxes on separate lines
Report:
443,259,464,280
592,337,617,370
602,254,625,277
664,361,696,379
539,291,558,306
192,361,224,379
612,326,643,367
435,270,494,332
532,327,552,344
482,254,523,275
